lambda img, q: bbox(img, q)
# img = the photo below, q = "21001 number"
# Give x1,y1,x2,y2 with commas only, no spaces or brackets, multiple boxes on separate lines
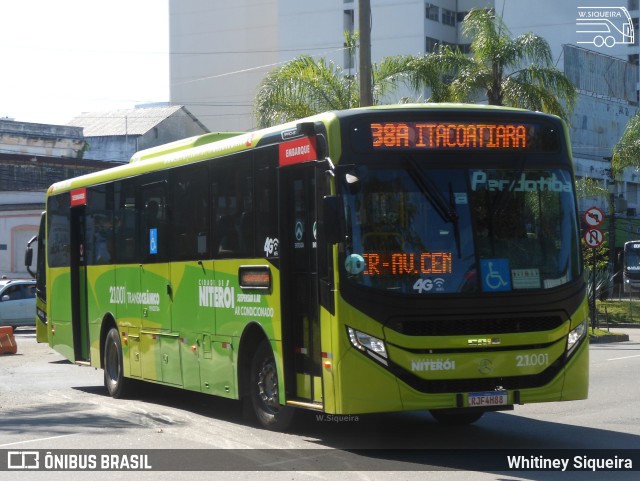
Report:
516,353,549,367
109,286,126,304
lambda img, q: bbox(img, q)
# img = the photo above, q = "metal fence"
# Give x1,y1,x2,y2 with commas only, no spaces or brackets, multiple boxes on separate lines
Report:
564,44,638,103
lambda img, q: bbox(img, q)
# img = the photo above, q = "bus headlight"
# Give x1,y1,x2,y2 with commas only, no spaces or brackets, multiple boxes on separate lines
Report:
567,320,587,355
347,327,388,365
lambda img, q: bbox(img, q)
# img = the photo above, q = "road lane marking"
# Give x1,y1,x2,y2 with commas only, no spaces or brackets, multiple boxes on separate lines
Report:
607,354,640,361
0,434,74,447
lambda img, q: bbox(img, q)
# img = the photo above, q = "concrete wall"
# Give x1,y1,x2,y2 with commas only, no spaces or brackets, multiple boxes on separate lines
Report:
0,192,44,279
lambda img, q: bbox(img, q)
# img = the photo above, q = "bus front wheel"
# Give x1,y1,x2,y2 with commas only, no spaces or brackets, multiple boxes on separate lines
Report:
430,409,484,425
249,339,294,431
103,327,133,399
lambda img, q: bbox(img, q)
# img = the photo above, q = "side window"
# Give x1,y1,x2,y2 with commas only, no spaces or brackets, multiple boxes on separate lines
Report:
211,154,253,258
114,180,138,264
47,193,70,268
24,284,37,298
254,148,279,258
4,285,21,300
170,163,210,261
141,180,168,263
86,184,114,265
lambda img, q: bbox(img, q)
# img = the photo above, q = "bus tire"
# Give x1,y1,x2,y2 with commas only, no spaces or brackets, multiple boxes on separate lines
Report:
103,327,133,399
429,409,484,425
249,339,294,431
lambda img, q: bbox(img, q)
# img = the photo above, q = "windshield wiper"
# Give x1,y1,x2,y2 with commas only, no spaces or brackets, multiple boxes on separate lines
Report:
407,159,461,258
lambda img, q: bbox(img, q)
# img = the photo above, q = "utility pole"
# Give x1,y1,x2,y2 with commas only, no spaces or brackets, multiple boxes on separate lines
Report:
358,0,373,107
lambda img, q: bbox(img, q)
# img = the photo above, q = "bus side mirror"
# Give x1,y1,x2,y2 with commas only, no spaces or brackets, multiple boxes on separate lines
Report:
25,234,37,278
25,247,33,269
323,195,344,244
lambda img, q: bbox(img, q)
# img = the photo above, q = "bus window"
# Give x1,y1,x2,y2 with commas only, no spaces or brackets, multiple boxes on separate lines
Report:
170,163,210,261
86,184,114,265
212,156,253,258
254,148,279,258
114,180,138,264
141,182,168,262
47,193,71,268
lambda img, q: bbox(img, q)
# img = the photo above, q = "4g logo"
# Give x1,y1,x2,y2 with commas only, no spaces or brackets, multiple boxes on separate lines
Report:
263,237,279,257
413,278,445,293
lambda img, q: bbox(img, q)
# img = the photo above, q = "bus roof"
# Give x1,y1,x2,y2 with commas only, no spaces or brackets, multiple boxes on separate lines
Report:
47,103,561,196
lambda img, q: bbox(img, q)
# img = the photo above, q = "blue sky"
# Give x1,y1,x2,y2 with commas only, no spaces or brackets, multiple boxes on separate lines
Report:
0,0,169,125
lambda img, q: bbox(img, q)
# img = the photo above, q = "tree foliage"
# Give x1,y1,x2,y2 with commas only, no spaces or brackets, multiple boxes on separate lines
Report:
406,8,577,121
254,53,413,128
611,111,640,177
254,8,577,127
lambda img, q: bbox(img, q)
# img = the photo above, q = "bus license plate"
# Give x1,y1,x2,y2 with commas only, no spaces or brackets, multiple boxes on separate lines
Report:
468,391,508,407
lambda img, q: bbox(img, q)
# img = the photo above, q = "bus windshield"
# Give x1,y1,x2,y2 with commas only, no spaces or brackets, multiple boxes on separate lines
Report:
339,163,580,295
624,243,640,272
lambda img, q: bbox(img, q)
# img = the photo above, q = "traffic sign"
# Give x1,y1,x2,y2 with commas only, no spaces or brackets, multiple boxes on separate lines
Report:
584,228,604,248
584,207,605,227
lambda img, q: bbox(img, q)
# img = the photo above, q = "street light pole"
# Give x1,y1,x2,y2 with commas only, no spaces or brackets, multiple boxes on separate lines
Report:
358,0,373,107
605,162,617,299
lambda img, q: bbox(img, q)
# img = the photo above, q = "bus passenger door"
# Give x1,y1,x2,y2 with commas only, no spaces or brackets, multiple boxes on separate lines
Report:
280,162,322,406
70,204,90,362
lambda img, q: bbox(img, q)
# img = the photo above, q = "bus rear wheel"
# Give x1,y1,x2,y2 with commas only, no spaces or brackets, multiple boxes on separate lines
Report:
430,409,484,425
249,339,293,431
103,327,133,399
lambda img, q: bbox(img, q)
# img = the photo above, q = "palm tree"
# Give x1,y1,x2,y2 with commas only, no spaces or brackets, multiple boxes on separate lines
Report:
611,112,640,176
254,52,413,128
408,8,577,121
254,55,357,129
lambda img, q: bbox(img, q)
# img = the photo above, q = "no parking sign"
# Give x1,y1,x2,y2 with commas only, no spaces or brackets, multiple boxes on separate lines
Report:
584,207,605,248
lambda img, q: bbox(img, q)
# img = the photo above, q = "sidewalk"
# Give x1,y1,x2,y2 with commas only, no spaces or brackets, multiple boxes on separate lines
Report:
589,324,639,344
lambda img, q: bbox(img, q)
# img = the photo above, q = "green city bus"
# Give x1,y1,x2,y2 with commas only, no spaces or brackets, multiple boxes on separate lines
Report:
28,104,589,429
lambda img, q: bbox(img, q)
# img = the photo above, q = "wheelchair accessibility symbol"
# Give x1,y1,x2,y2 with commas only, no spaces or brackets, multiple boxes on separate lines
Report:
480,259,511,292
149,228,158,255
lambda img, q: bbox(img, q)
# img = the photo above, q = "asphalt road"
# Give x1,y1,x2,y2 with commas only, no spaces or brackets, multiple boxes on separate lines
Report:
1,327,639,481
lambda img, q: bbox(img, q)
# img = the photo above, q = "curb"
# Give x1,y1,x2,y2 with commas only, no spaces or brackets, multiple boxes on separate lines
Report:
589,333,630,344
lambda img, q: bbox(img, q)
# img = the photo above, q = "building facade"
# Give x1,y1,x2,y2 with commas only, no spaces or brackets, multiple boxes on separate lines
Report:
169,1,639,129
0,151,113,279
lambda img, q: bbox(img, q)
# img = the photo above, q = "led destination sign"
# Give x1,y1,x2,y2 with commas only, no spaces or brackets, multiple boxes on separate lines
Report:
361,252,452,276
371,122,527,150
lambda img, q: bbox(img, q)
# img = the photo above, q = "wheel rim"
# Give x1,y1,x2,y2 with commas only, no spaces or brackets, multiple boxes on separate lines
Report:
105,338,119,385
257,358,280,413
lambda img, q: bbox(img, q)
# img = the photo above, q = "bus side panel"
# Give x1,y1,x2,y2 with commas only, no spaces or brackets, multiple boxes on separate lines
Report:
214,259,282,340
171,260,205,393
86,264,116,369
114,264,142,378
335,347,404,414
214,259,283,401
331,299,402,413
561,337,589,401
171,260,236,398
319,306,336,413
48,267,74,361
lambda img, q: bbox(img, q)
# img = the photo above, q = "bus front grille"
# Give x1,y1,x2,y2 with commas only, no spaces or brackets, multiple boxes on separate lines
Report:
386,315,565,336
